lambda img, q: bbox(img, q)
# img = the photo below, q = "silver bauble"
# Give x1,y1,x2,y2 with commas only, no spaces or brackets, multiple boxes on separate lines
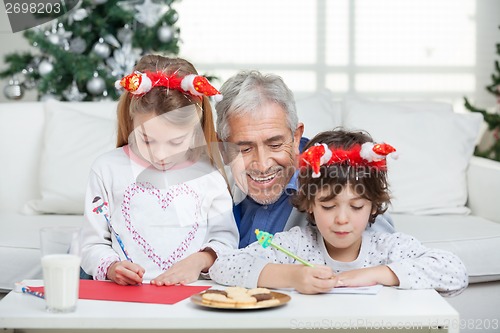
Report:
92,39,111,58
38,60,54,76
3,79,24,100
70,37,87,54
157,25,173,43
170,11,179,24
117,25,133,44
86,75,106,95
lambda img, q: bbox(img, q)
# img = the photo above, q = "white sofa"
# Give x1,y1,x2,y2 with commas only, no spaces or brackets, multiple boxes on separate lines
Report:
1,93,500,331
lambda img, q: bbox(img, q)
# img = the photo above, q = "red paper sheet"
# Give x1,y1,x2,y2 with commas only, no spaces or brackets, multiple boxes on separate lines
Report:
30,280,210,305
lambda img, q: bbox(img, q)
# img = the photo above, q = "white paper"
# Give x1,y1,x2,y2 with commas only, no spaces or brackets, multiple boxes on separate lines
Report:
325,284,383,295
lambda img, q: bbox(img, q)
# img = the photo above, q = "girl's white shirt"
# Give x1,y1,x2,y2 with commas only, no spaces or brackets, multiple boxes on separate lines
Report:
81,146,238,281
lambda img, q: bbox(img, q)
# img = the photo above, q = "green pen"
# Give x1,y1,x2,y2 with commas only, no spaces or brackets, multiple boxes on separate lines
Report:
255,229,315,267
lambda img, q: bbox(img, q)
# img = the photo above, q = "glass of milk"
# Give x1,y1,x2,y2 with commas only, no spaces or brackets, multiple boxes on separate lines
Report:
40,226,81,313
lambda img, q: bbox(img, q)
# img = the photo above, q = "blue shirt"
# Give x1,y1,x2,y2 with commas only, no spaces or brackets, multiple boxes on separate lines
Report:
234,138,308,248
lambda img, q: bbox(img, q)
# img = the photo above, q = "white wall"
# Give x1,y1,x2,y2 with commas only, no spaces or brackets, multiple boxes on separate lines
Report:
0,0,499,106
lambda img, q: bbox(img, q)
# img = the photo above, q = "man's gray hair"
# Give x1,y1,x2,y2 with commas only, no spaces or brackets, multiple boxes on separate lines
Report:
215,70,298,141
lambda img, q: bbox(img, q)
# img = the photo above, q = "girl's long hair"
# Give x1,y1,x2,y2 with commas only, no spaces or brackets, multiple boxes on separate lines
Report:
115,55,226,182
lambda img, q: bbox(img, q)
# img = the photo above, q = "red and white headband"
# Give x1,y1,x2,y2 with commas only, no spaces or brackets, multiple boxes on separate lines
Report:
115,70,223,101
299,142,398,178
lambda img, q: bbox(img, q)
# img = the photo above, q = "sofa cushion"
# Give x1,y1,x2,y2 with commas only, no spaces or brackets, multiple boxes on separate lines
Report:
343,98,483,215
0,212,84,290
23,100,117,215
0,103,45,213
393,213,500,283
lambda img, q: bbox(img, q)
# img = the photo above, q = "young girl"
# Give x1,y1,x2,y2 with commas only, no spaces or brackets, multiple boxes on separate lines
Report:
81,55,239,286
209,128,468,296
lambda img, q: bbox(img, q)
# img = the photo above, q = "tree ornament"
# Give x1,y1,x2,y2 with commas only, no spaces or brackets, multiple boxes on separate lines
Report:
117,25,133,44
157,24,173,43
106,43,142,77
46,23,72,48
3,77,24,100
69,8,89,23
63,80,87,101
92,38,111,58
92,0,108,5
86,72,106,95
38,60,54,76
134,0,168,28
69,37,87,54
170,11,179,24
47,33,60,45
104,34,121,48
21,67,37,89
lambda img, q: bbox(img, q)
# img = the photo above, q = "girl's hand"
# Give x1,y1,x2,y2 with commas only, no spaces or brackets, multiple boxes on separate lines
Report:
292,265,338,294
151,250,216,286
107,261,145,285
335,266,399,288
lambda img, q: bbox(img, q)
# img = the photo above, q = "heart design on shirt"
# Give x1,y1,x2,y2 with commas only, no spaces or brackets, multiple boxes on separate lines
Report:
121,182,201,270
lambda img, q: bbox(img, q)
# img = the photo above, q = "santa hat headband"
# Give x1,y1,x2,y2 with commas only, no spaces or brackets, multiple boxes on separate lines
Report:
299,142,398,178
115,70,223,102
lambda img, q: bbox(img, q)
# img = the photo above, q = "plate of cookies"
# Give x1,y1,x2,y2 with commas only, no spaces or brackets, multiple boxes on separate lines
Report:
191,286,291,309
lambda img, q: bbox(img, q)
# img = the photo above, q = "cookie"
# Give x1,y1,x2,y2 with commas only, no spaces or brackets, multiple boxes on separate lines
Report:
254,298,280,307
252,293,273,302
232,295,258,307
247,287,271,295
203,289,228,296
201,292,236,308
225,286,248,294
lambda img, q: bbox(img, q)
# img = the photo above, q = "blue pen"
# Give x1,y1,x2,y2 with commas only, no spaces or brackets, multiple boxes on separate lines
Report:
15,283,45,299
103,213,133,262
22,286,45,299
92,196,133,262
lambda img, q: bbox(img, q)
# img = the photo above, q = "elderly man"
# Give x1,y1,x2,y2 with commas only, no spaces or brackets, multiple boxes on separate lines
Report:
215,70,395,248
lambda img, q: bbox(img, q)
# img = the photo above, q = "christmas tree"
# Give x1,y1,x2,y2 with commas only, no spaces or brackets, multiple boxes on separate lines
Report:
464,27,500,162
0,0,180,101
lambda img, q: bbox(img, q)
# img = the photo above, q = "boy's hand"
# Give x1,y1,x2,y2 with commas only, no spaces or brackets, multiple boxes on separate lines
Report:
292,265,338,294
151,250,216,286
334,266,399,288
107,261,145,285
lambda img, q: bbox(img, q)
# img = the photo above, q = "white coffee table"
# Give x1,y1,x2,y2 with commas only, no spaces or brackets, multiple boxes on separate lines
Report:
0,280,459,333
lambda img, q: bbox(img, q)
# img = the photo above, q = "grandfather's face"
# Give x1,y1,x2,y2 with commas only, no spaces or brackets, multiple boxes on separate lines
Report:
226,102,304,205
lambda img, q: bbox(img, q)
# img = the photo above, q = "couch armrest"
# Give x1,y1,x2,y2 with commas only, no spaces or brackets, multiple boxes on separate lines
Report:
467,156,500,223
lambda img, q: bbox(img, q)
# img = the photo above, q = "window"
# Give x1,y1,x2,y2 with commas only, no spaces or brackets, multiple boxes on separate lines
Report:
175,0,477,107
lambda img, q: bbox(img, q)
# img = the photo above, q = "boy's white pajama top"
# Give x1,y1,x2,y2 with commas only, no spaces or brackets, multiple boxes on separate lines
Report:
209,225,468,296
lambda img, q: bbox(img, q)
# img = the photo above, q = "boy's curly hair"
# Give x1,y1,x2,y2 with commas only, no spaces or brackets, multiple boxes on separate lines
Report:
292,128,391,224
